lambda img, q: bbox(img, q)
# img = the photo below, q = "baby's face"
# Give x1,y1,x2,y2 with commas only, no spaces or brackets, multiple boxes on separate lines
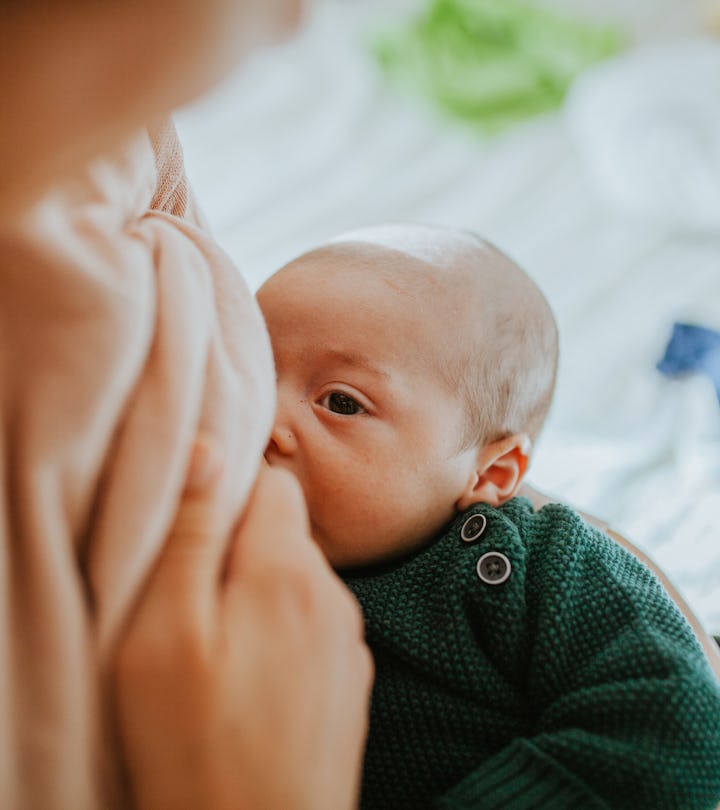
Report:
257,246,478,568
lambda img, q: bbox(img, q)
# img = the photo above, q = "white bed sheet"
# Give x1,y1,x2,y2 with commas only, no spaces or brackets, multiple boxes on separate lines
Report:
176,0,720,634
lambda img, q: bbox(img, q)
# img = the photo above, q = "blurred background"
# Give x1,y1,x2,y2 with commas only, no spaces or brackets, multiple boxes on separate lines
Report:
176,0,720,634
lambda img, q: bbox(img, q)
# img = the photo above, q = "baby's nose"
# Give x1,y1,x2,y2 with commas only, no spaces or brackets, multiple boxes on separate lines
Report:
265,422,297,460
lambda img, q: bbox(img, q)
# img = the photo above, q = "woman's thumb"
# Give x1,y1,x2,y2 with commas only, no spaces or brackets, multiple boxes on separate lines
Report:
185,433,224,493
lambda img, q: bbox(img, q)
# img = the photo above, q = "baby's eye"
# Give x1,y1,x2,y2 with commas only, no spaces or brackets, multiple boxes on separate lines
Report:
321,391,365,415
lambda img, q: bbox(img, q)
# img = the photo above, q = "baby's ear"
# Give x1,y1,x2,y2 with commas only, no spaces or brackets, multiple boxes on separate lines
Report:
456,435,531,510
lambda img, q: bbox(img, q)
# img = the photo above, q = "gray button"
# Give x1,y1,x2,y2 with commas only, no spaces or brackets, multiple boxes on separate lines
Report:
476,552,511,585
460,513,487,543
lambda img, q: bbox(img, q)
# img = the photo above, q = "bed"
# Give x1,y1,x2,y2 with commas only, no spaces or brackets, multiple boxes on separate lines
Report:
176,0,720,635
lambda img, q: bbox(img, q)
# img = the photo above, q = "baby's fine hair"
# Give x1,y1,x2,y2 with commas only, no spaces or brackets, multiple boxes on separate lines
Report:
448,231,558,449
320,223,559,450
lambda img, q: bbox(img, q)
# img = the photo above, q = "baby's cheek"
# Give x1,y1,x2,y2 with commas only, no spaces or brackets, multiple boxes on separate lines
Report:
311,491,397,568
308,451,424,566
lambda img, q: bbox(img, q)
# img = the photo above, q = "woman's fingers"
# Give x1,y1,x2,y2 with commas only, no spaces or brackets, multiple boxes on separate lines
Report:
124,433,227,650
218,466,373,810
225,464,367,649
184,433,225,494
115,437,374,810
225,464,313,576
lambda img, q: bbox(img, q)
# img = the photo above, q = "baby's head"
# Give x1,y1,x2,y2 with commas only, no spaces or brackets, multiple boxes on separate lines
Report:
258,224,558,568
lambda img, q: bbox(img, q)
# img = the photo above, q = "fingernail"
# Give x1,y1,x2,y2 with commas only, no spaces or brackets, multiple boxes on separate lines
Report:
186,436,224,491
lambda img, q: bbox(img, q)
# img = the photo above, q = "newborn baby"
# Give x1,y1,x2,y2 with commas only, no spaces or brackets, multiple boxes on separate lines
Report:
260,225,555,568
258,225,720,810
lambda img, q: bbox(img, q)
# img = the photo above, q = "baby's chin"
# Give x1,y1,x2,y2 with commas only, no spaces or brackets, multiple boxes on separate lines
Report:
310,521,428,572
309,522,379,571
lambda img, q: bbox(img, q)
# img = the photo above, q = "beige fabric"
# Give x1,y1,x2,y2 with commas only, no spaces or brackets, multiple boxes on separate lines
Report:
0,122,275,808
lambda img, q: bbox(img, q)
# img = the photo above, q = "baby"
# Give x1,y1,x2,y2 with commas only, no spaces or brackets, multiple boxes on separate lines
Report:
258,225,720,810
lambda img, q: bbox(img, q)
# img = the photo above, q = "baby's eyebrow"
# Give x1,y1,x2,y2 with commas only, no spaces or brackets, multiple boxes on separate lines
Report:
323,350,391,380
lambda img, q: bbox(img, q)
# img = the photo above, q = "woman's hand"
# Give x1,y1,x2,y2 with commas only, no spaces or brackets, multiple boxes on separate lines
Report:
114,435,373,810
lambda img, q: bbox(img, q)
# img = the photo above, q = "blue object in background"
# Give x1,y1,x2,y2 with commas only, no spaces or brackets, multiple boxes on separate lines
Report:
657,323,720,403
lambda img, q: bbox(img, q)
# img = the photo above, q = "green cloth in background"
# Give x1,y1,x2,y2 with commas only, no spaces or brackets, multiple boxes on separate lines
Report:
374,0,624,133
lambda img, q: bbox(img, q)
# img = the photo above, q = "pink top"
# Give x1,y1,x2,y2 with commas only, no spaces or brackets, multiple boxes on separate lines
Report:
0,121,275,808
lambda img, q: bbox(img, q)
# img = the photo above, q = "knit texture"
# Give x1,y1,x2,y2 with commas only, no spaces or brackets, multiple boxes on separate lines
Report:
343,498,720,810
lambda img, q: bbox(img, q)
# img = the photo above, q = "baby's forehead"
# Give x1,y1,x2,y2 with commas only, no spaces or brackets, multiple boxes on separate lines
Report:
261,242,476,372
328,225,484,271
262,225,534,340
262,237,513,354
284,234,493,299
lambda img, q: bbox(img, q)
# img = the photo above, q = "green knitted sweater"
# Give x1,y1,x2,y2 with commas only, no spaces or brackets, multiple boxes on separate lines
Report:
343,498,720,810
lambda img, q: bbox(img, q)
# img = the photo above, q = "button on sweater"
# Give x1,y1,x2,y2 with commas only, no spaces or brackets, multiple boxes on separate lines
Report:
343,498,720,810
